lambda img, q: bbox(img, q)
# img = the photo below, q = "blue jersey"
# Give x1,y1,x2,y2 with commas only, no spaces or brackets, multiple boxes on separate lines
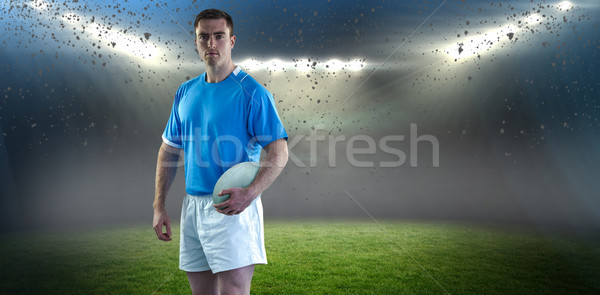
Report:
162,67,288,196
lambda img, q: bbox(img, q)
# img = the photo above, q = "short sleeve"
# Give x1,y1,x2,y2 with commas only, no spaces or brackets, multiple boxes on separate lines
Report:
161,86,184,149
248,89,288,148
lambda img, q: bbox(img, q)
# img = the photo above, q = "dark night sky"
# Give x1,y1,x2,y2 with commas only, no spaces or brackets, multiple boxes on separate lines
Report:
1,0,599,233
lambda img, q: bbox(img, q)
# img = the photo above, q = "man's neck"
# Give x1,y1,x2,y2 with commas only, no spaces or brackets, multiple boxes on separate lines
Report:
205,62,236,83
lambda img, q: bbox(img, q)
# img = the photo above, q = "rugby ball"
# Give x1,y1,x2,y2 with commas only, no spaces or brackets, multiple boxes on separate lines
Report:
212,161,260,205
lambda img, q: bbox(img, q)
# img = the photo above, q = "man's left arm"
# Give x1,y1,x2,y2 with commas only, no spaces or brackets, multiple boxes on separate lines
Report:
214,138,288,215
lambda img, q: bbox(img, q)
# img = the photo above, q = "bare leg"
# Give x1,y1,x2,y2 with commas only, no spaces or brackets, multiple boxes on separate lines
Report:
217,264,255,295
187,271,218,295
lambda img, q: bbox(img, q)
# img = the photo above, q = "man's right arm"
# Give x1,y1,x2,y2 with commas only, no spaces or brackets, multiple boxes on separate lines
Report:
153,142,182,242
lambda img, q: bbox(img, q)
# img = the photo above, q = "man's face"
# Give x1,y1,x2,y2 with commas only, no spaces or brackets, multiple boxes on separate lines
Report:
195,18,235,67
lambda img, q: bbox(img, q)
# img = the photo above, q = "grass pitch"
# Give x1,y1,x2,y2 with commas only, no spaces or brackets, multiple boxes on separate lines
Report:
1,221,599,294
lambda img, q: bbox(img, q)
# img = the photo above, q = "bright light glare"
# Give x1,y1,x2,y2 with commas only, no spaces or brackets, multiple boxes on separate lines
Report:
294,59,312,72
32,0,160,62
445,24,518,60
557,1,573,10
265,59,288,72
239,58,367,72
30,0,48,10
445,9,547,60
62,12,81,25
63,13,160,61
240,59,261,71
324,59,344,72
525,14,542,25
347,59,365,71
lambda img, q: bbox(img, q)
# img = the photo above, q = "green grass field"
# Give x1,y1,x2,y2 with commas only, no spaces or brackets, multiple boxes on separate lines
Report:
1,220,599,294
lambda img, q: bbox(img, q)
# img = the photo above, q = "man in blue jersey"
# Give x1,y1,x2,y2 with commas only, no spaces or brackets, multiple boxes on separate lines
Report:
152,9,288,295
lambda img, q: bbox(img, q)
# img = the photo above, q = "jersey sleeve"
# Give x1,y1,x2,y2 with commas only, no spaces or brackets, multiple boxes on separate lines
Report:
248,88,288,148
161,86,184,149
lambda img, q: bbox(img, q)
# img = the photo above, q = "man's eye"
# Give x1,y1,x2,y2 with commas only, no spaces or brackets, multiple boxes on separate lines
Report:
199,35,207,40
216,35,224,39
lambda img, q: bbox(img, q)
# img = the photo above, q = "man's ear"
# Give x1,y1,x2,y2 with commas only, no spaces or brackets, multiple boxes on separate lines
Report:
230,35,236,49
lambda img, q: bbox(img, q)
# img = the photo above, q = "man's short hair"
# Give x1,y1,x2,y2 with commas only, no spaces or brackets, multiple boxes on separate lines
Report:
194,9,234,35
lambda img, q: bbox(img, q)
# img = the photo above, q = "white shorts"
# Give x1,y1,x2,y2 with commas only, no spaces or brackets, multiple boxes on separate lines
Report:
179,194,267,273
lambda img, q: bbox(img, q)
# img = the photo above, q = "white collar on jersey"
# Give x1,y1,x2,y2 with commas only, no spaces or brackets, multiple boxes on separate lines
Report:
233,66,242,76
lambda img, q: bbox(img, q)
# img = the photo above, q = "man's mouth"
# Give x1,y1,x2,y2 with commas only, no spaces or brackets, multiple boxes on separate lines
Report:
206,52,219,56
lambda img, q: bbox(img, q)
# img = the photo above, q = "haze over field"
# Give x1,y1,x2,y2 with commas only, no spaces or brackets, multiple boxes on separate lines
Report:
1,0,599,233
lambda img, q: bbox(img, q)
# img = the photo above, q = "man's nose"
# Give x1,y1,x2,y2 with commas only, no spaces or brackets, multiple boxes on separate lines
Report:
208,36,216,48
